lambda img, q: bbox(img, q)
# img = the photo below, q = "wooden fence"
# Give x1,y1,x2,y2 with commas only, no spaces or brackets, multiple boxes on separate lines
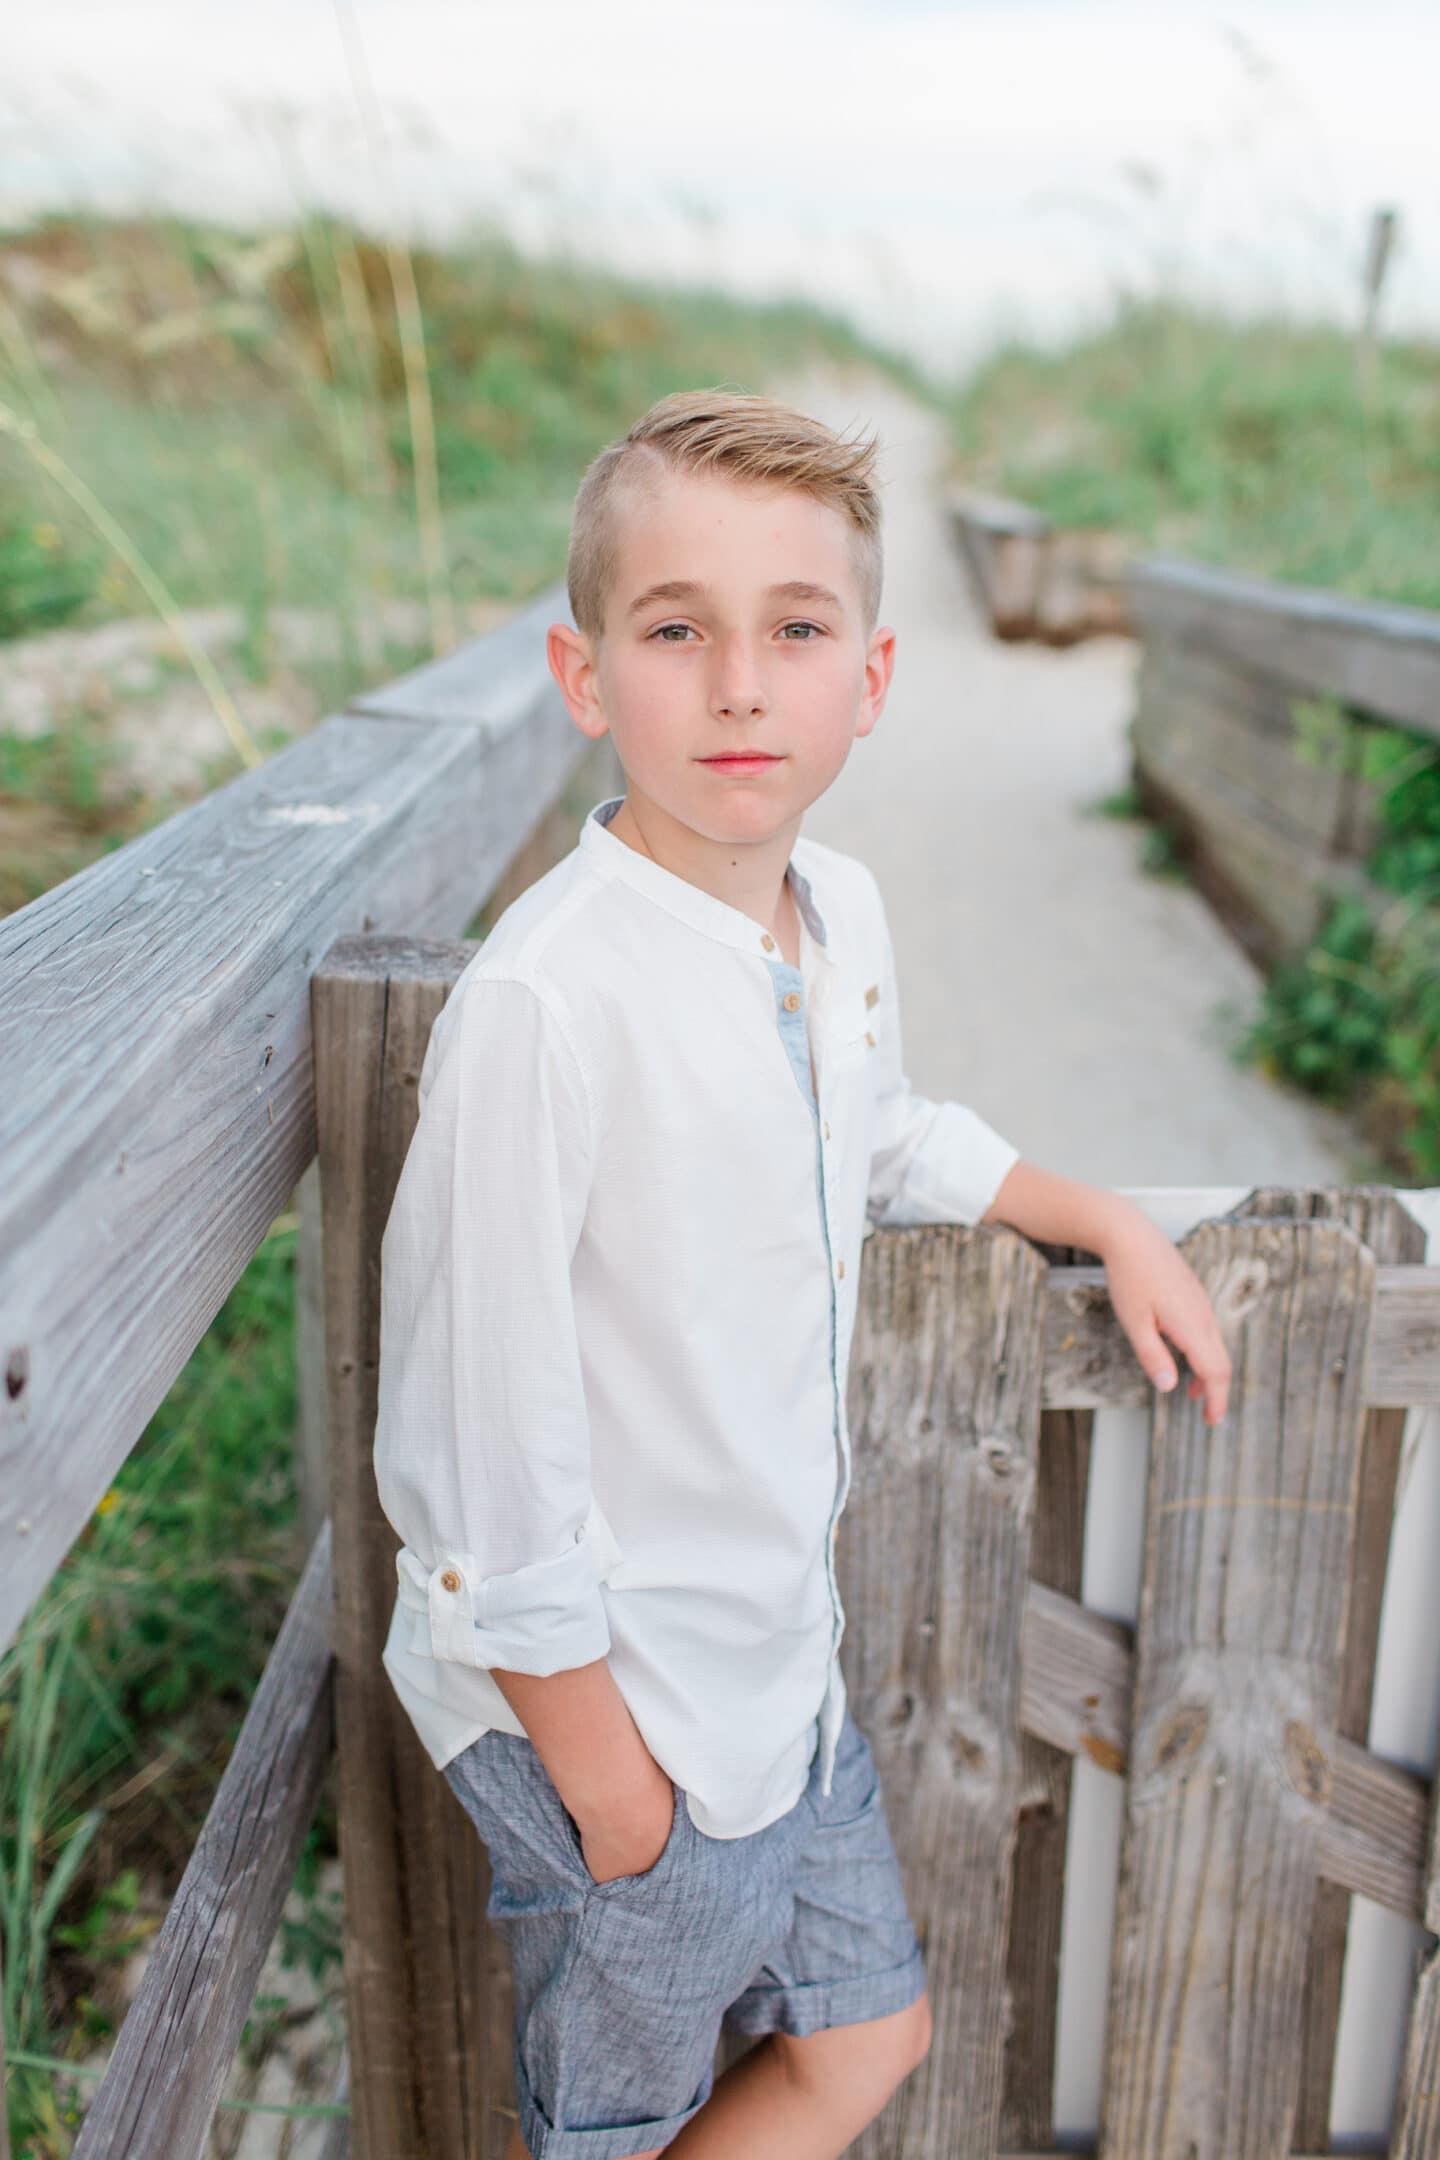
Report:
1127,555,1440,970
3,580,1440,2157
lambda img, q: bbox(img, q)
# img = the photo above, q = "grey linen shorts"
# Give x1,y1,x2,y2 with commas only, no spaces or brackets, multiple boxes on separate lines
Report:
441,1707,926,2160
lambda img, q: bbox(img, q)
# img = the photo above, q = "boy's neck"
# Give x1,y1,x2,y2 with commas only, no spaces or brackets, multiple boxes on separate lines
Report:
606,788,802,951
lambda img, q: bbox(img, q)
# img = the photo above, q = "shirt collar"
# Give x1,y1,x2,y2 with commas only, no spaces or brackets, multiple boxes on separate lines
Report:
580,795,831,960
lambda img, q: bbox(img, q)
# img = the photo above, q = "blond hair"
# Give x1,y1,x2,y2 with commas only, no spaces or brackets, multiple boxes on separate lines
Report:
567,386,883,645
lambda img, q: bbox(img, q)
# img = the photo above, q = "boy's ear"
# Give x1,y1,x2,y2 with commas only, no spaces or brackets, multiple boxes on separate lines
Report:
547,623,609,741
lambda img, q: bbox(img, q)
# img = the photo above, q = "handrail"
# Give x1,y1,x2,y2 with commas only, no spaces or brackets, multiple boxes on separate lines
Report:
1127,554,1440,741
0,582,589,1657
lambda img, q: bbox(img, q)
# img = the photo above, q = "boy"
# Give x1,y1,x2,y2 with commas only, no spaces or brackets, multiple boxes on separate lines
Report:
373,389,1232,2159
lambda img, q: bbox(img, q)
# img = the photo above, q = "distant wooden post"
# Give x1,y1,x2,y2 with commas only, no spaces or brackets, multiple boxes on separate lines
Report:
1097,1214,1376,2159
839,1220,1049,2158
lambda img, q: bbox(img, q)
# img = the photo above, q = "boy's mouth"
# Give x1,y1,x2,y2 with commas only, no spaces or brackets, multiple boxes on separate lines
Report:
698,752,784,773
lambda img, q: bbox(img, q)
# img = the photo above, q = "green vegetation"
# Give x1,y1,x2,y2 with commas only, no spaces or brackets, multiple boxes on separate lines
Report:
945,298,1440,609
1237,718,1440,1182
1,207,927,2153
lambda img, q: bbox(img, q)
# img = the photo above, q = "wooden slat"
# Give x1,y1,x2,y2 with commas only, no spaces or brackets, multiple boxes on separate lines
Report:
1232,1190,1428,2151
1128,554,1440,741
1034,1251,1440,1412
1018,1578,1431,1922
1097,1216,1376,2159
71,1521,334,2158
314,943,503,2160
840,1220,1049,2158
0,605,605,1658
1001,1236,1095,2152
1391,1733,1440,2156
1131,640,1353,856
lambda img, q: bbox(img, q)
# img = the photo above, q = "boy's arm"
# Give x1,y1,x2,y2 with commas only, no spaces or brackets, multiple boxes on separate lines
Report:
489,1661,674,1883
373,976,669,1881
862,883,1231,1426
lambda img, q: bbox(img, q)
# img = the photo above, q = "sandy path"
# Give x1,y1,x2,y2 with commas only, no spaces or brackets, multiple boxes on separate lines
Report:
767,361,1376,1193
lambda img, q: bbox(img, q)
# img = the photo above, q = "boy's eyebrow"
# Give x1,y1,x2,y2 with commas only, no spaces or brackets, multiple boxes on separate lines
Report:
625,578,846,618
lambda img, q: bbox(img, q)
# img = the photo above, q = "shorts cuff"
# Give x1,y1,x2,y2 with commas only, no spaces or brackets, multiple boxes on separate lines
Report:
515,2045,711,2160
723,1945,927,2041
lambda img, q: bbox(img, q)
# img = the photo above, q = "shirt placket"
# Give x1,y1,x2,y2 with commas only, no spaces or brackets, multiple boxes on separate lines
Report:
760,908,849,1800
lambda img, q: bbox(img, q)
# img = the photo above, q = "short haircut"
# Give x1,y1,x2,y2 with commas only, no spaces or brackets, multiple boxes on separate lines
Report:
567,386,883,646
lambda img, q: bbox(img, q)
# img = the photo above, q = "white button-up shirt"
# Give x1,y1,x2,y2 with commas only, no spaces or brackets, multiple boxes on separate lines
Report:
373,793,1021,1837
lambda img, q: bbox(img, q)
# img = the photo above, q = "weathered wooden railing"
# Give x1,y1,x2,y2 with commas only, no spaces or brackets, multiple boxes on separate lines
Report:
1128,555,1440,969
3,577,1439,2158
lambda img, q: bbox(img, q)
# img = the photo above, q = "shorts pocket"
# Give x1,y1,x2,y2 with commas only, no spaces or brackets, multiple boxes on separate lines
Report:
581,1782,690,1900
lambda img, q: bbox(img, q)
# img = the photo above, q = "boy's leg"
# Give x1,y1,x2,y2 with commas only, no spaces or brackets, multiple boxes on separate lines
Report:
664,1994,932,2157
503,1996,930,2160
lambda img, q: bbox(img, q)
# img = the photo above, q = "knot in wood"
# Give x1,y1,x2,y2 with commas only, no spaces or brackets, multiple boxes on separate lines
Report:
1283,1718,1332,1806
5,1346,28,1401
980,1435,1014,1478
1152,1701,1209,1772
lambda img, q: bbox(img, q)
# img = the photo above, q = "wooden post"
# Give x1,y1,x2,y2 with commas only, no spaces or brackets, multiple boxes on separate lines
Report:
315,940,506,2160
1096,1214,1376,2159
839,1220,1049,2158
1228,1189,1428,2150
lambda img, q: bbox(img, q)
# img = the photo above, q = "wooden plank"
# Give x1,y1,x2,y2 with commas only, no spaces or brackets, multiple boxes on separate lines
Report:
1391,1732,1440,2156
1028,1250,1440,1414
840,1220,1049,2158
70,1520,334,2159
1230,1189,1427,2151
1127,554,1440,741
1097,1215,1376,2159
1131,641,1353,857
945,488,1052,639
0,665,607,1658
1001,1234,1095,2152
1018,1577,1431,1923
314,940,503,2160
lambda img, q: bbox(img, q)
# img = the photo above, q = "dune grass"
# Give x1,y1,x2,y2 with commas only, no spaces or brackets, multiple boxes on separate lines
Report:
944,297,1440,610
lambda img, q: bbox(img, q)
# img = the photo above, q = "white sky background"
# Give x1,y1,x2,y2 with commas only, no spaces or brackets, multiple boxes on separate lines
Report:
4,0,1438,375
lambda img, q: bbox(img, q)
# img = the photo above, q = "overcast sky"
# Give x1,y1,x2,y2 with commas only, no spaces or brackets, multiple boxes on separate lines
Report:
5,0,1437,372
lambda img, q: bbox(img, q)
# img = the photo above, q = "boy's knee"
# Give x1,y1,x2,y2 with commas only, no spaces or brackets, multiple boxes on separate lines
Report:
776,1991,932,2113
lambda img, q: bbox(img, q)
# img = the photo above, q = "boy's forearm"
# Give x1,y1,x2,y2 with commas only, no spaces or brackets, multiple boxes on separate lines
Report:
981,1157,1144,1256
490,1657,668,1832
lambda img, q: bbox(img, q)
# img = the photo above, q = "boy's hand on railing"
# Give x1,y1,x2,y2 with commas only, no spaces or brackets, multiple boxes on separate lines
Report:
1099,1211,1233,1427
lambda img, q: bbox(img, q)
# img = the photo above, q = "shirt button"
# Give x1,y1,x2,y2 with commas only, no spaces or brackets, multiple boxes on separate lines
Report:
761,933,776,951
837,1258,845,1279
823,1120,831,1139
439,1569,462,1593
865,1030,876,1047
783,991,801,1012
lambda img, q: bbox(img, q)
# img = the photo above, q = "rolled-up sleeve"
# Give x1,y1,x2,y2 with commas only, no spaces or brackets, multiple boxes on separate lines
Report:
373,972,609,1677
863,882,1021,1230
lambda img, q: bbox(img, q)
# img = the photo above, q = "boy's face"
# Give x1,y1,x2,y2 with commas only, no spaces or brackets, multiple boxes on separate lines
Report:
550,468,894,850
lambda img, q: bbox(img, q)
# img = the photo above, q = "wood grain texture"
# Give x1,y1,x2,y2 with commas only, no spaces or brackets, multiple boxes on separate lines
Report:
1229,1190,1427,2152
0,675,608,1659
839,1220,1049,2159
1018,1576,1432,1923
1001,1234,1096,2153
70,1523,333,2160
1391,1749,1440,2156
315,943,507,2160
1097,1216,1376,2160
1127,554,1440,741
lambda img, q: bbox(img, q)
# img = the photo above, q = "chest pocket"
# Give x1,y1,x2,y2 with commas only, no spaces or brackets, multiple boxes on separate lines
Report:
822,979,881,1077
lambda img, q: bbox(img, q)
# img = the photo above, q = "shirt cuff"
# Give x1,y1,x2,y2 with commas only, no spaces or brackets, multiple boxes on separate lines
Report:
895,1102,1021,1227
394,1533,613,1674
